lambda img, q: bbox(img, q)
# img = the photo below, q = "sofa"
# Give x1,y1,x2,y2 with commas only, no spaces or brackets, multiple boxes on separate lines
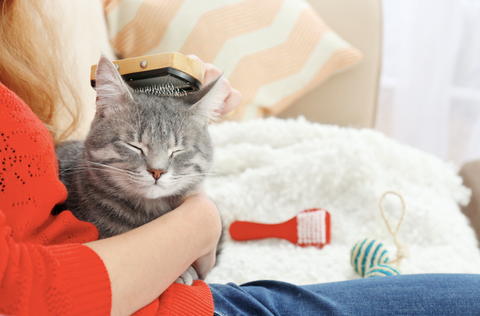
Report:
55,0,480,286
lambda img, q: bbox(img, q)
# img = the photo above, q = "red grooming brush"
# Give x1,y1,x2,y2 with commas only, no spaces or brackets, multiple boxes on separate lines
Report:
229,209,331,249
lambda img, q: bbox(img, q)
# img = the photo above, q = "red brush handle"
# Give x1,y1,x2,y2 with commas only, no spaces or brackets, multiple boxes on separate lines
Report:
325,211,331,245
229,218,298,244
229,209,331,248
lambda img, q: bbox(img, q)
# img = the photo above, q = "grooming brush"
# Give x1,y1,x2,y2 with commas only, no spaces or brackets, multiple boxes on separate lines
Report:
90,52,205,96
229,209,331,249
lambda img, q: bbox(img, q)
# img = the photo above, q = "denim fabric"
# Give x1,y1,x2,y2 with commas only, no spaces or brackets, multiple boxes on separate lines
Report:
210,274,480,316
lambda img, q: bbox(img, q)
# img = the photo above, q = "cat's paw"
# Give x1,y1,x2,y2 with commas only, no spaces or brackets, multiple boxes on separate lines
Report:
174,266,199,285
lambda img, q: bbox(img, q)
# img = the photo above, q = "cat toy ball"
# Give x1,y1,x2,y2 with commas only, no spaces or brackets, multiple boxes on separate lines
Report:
351,191,409,278
229,209,331,249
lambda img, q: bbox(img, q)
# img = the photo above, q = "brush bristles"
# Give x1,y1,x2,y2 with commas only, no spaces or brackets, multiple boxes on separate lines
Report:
134,83,187,97
297,210,327,246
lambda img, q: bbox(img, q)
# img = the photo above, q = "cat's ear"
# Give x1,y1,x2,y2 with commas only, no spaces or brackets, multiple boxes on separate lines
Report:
95,53,133,113
186,75,230,123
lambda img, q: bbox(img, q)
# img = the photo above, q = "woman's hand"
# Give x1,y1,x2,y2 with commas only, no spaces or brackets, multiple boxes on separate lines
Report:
183,190,220,280
188,54,242,115
192,246,217,280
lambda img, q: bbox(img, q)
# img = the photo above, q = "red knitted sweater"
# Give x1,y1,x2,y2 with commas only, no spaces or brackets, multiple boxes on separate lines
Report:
0,83,214,316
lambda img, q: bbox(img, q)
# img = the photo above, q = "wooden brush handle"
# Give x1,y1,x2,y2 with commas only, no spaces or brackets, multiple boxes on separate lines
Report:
90,52,204,85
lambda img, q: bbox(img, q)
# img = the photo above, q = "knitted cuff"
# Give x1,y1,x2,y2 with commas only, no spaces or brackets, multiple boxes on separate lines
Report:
48,244,112,316
155,280,214,316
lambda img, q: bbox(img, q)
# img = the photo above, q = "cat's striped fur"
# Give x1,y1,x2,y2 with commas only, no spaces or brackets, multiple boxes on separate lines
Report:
56,55,228,240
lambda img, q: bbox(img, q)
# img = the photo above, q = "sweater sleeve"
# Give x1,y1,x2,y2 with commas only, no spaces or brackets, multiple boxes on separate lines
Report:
0,210,111,316
0,76,213,316
0,83,112,315
131,280,214,316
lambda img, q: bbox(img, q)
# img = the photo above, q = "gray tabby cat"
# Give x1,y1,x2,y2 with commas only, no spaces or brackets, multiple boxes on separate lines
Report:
56,55,228,284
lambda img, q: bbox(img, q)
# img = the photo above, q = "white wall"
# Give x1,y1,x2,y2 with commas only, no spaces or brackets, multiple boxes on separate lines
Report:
376,0,480,167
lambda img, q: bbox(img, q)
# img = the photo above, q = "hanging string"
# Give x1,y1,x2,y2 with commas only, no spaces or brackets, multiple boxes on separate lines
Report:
379,191,409,267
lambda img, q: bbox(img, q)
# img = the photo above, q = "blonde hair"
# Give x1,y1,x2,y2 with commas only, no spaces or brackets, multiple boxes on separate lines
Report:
0,0,81,144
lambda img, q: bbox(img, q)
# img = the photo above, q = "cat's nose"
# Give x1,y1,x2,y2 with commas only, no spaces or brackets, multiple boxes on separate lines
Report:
148,169,166,180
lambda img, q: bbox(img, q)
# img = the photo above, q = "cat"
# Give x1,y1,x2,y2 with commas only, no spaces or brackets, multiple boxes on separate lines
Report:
56,55,228,284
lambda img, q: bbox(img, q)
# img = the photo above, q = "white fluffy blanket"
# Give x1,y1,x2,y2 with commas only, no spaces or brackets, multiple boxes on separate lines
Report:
204,117,480,285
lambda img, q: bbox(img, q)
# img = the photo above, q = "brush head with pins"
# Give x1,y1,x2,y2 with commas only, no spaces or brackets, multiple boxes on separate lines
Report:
134,83,187,97
90,52,205,97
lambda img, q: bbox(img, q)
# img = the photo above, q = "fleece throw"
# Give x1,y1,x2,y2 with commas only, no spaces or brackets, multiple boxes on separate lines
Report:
204,117,480,285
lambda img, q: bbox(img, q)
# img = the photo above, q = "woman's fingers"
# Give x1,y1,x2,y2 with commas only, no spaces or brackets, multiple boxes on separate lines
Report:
222,86,242,115
203,65,223,86
188,54,205,68
192,247,217,280
187,54,221,85
187,54,242,115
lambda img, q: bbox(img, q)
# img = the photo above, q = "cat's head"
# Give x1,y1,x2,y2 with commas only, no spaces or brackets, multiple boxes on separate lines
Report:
85,54,229,199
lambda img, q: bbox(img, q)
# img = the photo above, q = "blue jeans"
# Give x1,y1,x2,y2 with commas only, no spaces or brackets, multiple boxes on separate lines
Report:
210,274,480,315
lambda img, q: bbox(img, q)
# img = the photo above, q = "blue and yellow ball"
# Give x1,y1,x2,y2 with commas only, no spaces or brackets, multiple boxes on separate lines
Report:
351,238,400,278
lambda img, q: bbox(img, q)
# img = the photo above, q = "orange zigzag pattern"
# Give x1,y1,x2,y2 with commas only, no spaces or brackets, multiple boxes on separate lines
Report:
179,0,284,63
110,0,185,58
228,8,329,119
102,0,120,15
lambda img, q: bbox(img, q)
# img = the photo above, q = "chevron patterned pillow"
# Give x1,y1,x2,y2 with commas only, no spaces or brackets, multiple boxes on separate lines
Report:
102,0,363,120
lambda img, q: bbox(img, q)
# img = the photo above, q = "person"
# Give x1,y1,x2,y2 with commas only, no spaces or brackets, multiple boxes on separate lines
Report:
1,1,479,316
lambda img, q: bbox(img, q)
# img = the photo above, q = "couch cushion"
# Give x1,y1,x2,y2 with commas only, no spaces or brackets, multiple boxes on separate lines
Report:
102,0,362,120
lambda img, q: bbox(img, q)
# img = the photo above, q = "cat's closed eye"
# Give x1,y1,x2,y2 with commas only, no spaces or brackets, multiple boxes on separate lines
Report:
127,143,145,155
169,148,183,158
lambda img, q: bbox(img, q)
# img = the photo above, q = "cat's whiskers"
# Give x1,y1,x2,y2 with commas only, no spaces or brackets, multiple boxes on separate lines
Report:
171,175,204,182
60,166,137,178
169,176,206,189
171,172,218,179
83,160,140,177
170,174,203,180
160,180,198,195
